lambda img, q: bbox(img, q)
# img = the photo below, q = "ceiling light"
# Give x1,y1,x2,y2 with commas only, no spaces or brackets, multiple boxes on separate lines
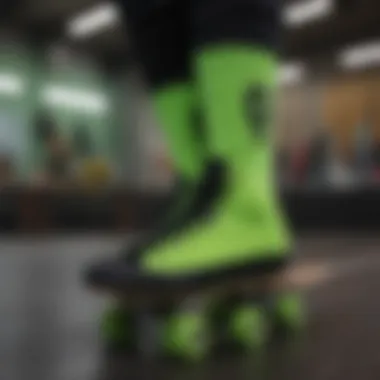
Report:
41,85,109,114
280,63,306,85
339,41,380,70
66,2,120,39
0,73,25,97
283,0,334,27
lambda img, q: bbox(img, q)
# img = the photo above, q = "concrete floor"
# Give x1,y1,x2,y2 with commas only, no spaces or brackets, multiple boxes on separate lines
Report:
1,234,380,380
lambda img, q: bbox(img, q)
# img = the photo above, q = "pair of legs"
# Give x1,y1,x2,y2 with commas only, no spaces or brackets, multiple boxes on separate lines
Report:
88,0,291,287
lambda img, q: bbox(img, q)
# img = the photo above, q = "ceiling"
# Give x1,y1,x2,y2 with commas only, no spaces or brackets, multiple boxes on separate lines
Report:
1,0,380,69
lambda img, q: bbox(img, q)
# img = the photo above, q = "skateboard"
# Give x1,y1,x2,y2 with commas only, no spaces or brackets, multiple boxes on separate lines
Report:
93,259,335,360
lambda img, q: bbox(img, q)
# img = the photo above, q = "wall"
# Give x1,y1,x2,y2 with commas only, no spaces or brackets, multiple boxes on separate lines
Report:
0,44,36,179
277,71,380,160
277,82,324,150
0,44,122,181
36,60,114,166
323,71,380,156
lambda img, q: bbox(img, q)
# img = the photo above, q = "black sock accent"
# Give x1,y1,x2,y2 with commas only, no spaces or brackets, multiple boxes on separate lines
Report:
124,160,226,265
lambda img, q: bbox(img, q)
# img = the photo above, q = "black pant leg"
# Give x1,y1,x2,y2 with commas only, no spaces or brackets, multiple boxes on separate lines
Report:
190,0,281,51
116,0,190,88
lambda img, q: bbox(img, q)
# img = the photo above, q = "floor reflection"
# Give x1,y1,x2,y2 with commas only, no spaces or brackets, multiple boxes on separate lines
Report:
99,338,306,380
1,235,380,380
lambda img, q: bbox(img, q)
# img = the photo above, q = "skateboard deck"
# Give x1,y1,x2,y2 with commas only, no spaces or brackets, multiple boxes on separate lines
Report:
91,258,338,308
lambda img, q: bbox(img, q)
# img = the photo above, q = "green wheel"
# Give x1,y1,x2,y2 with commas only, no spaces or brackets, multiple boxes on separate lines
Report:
229,304,269,350
162,310,210,361
101,305,136,351
273,293,305,333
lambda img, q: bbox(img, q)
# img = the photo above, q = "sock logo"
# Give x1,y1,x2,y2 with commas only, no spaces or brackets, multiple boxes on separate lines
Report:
244,85,272,137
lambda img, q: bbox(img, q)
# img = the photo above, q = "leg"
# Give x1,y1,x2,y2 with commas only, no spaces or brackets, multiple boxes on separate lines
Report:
88,0,292,295
88,0,303,359
138,0,291,277
97,0,205,353
114,0,220,262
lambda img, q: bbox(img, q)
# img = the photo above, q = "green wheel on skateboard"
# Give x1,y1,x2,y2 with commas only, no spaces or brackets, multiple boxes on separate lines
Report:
229,304,269,350
101,306,136,351
273,293,305,333
162,310,210,361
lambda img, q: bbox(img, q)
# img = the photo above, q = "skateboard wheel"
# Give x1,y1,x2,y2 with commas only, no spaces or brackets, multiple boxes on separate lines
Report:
229,304,269,350
101,306,136,351
273,293,305,332
162,311,210,361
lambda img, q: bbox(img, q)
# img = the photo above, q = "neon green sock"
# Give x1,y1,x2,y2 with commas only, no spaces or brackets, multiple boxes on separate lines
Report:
196,45,290,236
153,83,203,181
143,46,291,274
197,46,276,194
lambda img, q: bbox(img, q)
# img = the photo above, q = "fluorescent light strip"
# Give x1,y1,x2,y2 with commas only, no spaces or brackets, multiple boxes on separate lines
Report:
283,0,334,27
67,0,334,40
67,2,120,39
0,73,25,96
280,63,306,85
42,85,109,114
339,41,380,70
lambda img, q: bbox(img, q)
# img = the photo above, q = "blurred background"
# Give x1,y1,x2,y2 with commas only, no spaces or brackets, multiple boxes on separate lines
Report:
0,0,380,232
2,1,380,380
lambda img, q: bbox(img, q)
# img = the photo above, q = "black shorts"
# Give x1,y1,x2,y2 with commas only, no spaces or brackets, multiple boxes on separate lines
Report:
116,0,280,87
